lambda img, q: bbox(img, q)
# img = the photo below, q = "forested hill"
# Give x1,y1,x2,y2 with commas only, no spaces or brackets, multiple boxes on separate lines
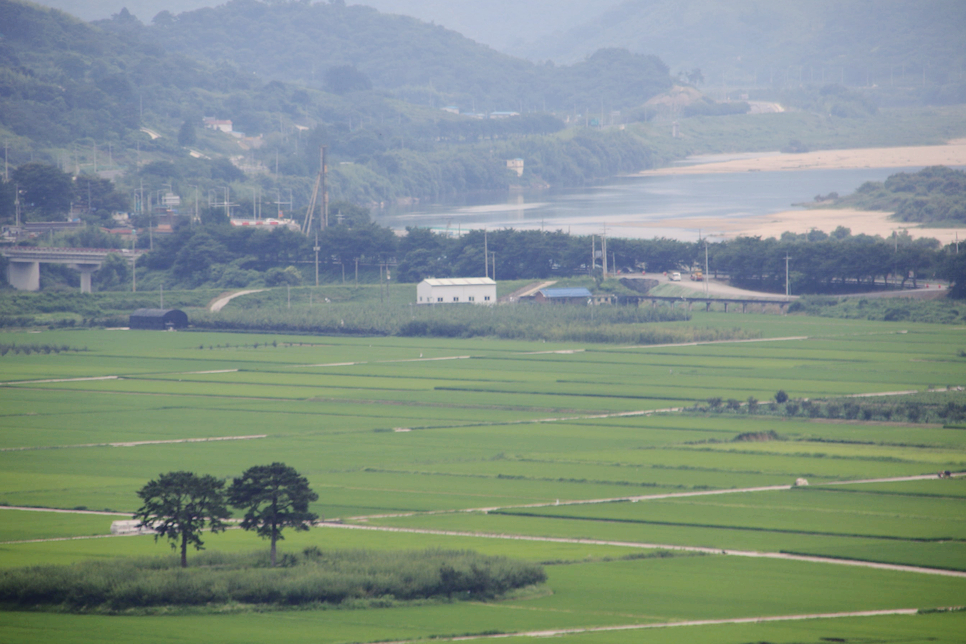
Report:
523,0,966,105
98,0,670,113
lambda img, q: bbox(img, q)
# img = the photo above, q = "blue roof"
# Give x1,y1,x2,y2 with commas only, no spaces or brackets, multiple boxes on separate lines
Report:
539,287,593,298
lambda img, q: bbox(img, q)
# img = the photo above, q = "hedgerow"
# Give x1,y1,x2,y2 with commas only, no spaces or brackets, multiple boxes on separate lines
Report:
0,548,545,613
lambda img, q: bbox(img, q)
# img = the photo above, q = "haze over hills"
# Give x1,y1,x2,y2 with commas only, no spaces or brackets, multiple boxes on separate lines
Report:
28,0,623,57
344,0,622,56
111,1,669,113
521,0,966,103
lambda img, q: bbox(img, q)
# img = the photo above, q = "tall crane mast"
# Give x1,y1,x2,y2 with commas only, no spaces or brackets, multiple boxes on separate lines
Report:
302,146,327,234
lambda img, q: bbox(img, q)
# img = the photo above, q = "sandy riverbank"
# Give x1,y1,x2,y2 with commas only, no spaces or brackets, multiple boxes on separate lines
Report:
630,208,965,244
630,140,966,242
639,139,966,176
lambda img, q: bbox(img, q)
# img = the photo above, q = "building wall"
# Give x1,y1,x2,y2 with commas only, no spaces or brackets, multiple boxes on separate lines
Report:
417,283,496,304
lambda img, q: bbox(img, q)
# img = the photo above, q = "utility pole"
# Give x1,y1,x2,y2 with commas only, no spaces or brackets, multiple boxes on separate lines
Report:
785,254,791,297
491,252,496,281
894,230,898,288
704,237,710,297
601,234,608,278
484,229,489,278
314,233,320,287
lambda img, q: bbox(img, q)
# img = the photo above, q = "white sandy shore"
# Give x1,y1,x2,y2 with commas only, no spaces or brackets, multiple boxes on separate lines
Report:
631,208,966,244
639,139,966,176
633,140,966,242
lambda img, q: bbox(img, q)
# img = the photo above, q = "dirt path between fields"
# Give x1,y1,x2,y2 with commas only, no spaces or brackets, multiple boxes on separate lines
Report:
379,608,942,643
321,522,966,578
353,472,963,521
209,289,267,312
0,434,267,452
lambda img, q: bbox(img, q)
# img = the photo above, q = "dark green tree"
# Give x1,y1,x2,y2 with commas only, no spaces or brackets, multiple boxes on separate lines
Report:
177,119,197,146
774,390,789,404
324,65,372,94
228,463,319,566
134,471,230,568
11,162,72,218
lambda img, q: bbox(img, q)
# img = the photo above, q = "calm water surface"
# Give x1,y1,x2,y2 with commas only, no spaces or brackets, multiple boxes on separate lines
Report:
375,156,929,241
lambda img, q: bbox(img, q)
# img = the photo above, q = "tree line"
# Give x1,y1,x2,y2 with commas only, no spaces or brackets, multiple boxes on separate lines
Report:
8,204,964,297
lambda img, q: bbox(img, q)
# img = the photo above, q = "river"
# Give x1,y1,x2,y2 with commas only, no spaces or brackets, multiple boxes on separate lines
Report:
374,155,928,241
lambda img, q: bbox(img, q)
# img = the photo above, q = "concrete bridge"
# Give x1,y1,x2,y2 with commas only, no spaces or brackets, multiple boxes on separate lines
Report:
1,247,143,293
622,294,794,314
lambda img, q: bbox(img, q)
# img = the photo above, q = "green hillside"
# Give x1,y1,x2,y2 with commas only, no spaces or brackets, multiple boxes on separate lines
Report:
110,0,670,113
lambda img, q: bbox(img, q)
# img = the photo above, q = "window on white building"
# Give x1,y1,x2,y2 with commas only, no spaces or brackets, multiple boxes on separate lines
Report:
437,297,443,302
469,296,475,302
453,297,459,302
484,296,491,301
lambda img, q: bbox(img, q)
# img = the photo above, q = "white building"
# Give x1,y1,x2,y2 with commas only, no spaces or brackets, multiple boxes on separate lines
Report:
203,117,233,133
417,277,496,305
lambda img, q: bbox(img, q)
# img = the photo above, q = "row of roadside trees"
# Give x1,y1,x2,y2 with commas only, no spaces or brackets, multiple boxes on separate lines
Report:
135,463,317,568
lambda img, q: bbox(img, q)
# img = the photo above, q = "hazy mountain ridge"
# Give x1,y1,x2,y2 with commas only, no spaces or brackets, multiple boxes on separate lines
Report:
110,0,670,113
520,0,966,104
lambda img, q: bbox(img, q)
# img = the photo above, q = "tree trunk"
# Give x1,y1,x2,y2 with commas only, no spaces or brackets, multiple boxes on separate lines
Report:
270,525,277,567
181,532,188,568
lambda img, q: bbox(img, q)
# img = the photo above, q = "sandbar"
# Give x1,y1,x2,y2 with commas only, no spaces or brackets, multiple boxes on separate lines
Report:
631,208,966,244
639,139,966,176
632,139,966,242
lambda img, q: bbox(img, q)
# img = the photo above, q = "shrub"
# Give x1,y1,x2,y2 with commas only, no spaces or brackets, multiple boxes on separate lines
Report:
0,548,545,612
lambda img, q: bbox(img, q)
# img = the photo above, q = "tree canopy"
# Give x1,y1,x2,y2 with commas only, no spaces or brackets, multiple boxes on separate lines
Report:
228,462,319,566
134,471,231,568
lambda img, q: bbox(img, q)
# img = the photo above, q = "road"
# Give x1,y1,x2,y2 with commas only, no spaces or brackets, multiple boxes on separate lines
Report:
379,608,933,643
209,288,266,312
628,272,793,299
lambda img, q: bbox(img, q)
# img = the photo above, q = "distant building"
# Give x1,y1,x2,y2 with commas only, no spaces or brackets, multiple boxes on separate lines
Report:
489,111,520,119
440,106,459,114
100,226,136,241
229,218,300,231
417,277,496,305
506,158,524,177
203,117,233,133
129,308,189,330
532,287,592,304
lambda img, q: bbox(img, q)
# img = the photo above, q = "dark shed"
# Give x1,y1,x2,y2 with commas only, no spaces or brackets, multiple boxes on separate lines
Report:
129,308,189,330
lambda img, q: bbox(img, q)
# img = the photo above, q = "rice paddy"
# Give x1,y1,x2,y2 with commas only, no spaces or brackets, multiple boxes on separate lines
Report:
0,311,965,642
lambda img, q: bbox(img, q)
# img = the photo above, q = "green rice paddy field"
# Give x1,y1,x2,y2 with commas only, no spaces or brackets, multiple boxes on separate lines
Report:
1,312,965,642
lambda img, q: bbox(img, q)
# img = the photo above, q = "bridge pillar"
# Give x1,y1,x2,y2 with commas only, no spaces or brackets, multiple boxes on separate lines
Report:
762,303,767,313
742,302,747,313
780,302,788,315
7,260,40,291
705,301,711,312
723,302,729,313
72,263,99,294
687,301,693,312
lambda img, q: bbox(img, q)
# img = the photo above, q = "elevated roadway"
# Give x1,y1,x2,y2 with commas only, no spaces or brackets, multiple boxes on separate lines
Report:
0,247,143,293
